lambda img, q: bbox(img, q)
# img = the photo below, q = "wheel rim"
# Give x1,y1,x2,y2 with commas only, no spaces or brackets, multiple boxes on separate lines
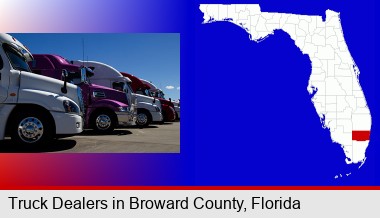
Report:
18,117,44,143
96,114,111,130
137,113,148,125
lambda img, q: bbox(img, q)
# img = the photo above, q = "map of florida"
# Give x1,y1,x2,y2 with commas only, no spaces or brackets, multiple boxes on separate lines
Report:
200,4,372,165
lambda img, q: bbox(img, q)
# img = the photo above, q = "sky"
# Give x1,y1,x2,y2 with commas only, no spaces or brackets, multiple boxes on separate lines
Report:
11,33,180,100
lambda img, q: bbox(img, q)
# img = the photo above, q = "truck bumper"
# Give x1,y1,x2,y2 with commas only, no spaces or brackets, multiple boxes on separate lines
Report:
51,111,83,135
116,111,137,126
151,111,163,122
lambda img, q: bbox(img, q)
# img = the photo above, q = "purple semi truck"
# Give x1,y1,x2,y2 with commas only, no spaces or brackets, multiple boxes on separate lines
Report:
28,54,137,133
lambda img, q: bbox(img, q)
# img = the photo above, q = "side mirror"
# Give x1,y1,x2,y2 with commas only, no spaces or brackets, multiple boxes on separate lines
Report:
80,67,87,83
169,98,172,102
61,69,68,94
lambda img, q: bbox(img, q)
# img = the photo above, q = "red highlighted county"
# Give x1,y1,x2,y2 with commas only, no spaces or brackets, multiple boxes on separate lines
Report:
352,131,371,141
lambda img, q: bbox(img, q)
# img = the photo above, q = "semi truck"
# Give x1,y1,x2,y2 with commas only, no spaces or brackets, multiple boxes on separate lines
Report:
140,79,178,121
71,60,163,127
29,54,136,133
0,34,83,145
146,83,180,120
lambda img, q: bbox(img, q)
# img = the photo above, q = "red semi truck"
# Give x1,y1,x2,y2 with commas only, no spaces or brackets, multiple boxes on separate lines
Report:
141,79,180,120
122,73,176,122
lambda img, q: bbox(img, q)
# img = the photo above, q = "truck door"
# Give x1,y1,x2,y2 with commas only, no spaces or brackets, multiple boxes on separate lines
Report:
0,53,8,103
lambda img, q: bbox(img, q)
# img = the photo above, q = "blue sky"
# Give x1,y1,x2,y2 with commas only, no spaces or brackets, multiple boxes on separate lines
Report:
12,33,180,100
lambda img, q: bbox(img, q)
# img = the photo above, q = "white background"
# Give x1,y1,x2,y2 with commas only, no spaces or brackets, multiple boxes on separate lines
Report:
0,190,377,218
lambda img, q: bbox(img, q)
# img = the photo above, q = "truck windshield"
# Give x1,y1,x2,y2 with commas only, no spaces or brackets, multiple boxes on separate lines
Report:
152,90,165,99
159,91,165,99
113,82,125,92
67,68,91,85
126,82,134,94
144,89,152,97
67,71,84,84
2,44,31,72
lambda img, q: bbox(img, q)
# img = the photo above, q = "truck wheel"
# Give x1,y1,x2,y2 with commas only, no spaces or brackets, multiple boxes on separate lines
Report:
11,111,53,146
136,111,151,127
161,111,166,123
92,111,116,133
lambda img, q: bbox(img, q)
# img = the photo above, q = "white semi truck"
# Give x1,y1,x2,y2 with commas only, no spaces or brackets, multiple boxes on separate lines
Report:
0,34,83,145
71,60,163,127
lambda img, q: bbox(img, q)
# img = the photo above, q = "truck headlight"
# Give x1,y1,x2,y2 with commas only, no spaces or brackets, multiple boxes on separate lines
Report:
118,106,130,112
63,100,80,114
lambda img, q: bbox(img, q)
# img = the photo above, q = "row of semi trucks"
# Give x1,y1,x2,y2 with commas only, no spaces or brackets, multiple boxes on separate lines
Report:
0,34,180,146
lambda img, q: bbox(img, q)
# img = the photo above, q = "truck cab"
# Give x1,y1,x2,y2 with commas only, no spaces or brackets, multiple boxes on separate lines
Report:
29,54,136,133
153,89,180,120
71,60,162,127
0,34,83,145
140,79,177,122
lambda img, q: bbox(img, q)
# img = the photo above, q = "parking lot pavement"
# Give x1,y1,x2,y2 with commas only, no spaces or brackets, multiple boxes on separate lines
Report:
0,122,180,153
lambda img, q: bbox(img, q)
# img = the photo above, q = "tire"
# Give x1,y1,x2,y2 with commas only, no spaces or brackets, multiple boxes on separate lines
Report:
161,110,166,123
162,110,175,122
136,110,151,128
11,111,53,146
92,111,116,133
